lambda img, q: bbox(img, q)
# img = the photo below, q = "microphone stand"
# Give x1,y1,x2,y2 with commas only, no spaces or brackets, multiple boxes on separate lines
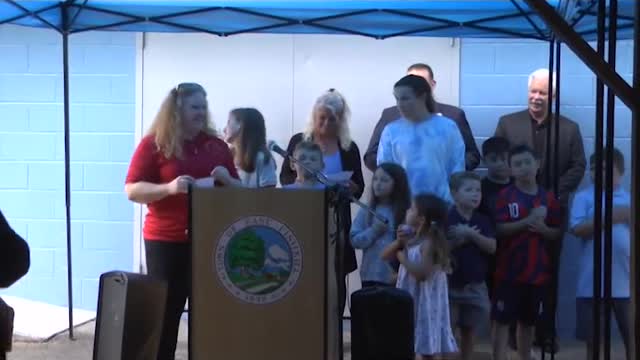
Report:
274,150,365,360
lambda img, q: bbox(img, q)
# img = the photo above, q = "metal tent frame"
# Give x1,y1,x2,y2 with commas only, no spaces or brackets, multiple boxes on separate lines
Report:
0,1,638,359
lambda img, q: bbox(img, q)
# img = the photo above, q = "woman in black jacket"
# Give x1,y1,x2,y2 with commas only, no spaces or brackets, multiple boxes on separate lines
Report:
280,89,365,315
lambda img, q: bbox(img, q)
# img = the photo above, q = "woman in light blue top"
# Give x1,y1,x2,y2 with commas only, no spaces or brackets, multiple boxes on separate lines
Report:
377,75,466,203
350,163,411,287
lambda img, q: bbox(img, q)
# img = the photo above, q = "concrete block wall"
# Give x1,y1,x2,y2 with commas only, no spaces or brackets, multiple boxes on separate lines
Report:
461,38,634,339
0,25,136,311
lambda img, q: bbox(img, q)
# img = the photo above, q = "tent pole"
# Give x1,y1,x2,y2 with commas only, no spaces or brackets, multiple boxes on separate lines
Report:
631,1,640,359
550,39,561,360
603,1,619,359
61,2,74,341
592,0,606,359
541,38,554,360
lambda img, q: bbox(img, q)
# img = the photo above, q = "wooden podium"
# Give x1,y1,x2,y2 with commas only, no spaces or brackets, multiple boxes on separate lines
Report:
189,187,340,360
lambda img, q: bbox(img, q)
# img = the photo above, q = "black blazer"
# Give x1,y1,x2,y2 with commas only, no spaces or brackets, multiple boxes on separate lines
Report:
279,132,364,274
0,210,30,288
363,102,481,172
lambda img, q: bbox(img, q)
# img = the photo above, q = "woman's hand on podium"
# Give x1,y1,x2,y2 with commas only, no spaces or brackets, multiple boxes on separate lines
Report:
168,175,195,194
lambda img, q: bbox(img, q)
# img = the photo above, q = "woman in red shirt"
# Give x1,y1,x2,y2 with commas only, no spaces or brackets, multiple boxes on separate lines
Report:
125,82,237,360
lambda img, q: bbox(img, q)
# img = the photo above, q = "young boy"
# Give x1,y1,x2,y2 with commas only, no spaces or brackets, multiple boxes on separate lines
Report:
447,171,497,360
570,147,630,360
492,145,562,360
478,136,512,303
478,136,512,219
282,141,325,189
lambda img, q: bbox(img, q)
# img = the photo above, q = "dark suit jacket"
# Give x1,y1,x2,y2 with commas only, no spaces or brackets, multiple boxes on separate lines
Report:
279,132,364,274
0,210,30,288
495,109,586,205
363,102,481,172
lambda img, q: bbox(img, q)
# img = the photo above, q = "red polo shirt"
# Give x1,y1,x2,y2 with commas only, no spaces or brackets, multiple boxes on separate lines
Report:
125,132,238,242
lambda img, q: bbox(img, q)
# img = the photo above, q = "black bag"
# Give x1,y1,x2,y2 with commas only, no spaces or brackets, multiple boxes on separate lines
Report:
350,286,414,360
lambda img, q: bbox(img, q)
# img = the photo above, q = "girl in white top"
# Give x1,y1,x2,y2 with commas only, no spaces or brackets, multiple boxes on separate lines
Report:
382,193,458,359
213,108,277,188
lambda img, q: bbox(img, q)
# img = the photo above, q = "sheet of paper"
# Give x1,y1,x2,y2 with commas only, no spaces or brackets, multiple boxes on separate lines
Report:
194,177,215,188
323,171,353,185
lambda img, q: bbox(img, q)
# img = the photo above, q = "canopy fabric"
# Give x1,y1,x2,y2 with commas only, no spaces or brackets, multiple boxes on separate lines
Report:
0,0,635,40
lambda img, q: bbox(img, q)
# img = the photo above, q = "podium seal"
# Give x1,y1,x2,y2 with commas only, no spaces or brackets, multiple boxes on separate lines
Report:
214,216,303,305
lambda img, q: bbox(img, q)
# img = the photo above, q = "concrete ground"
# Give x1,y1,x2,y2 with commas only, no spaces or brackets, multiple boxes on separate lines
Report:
8,320,627,360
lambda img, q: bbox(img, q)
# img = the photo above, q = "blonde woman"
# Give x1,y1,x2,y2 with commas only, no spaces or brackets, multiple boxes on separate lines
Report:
279,88,365,313
124,82,237,360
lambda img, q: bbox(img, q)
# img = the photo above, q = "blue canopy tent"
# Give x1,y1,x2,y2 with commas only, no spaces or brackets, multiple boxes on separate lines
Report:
0,0,638,358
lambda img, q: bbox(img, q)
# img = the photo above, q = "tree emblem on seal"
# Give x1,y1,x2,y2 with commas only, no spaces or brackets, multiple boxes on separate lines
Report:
214,216,302,304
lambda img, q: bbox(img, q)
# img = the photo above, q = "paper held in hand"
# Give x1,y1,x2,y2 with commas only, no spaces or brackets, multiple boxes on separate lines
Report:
194,177,215,188
323,171,353,185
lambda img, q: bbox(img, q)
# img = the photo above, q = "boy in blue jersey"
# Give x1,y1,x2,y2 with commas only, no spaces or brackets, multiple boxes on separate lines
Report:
491,145,562,360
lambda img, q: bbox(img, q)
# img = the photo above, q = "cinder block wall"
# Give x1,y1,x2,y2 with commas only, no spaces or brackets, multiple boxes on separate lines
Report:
0,25,136,311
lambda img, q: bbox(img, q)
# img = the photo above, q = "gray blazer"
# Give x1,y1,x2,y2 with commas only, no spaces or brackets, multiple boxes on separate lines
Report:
495,109,586,205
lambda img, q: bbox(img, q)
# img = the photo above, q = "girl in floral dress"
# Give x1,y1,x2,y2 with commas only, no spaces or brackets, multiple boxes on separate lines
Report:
383,194,458,359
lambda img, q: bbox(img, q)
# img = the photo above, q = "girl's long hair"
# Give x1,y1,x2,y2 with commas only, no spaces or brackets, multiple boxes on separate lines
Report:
229,108,271,173
413,194,451,272
147,82,217,159
368,163,411,232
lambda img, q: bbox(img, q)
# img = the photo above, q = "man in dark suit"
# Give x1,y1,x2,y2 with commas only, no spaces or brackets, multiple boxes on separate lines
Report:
363,63,481,172
494,68,586,354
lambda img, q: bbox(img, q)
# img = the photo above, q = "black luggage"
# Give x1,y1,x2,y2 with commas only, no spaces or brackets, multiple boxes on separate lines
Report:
350,286,414,360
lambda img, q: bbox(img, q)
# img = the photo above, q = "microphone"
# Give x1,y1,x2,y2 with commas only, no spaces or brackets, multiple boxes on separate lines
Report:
267,141,288,159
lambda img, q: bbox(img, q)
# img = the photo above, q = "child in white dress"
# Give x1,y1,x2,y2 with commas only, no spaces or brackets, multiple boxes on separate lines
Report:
383,193,458,359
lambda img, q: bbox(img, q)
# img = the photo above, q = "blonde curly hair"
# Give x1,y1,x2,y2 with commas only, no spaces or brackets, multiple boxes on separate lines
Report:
147,82,217,159
303,88,352,151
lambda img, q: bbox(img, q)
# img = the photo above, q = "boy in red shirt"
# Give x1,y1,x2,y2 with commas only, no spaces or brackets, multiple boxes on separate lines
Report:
491,145,562,360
